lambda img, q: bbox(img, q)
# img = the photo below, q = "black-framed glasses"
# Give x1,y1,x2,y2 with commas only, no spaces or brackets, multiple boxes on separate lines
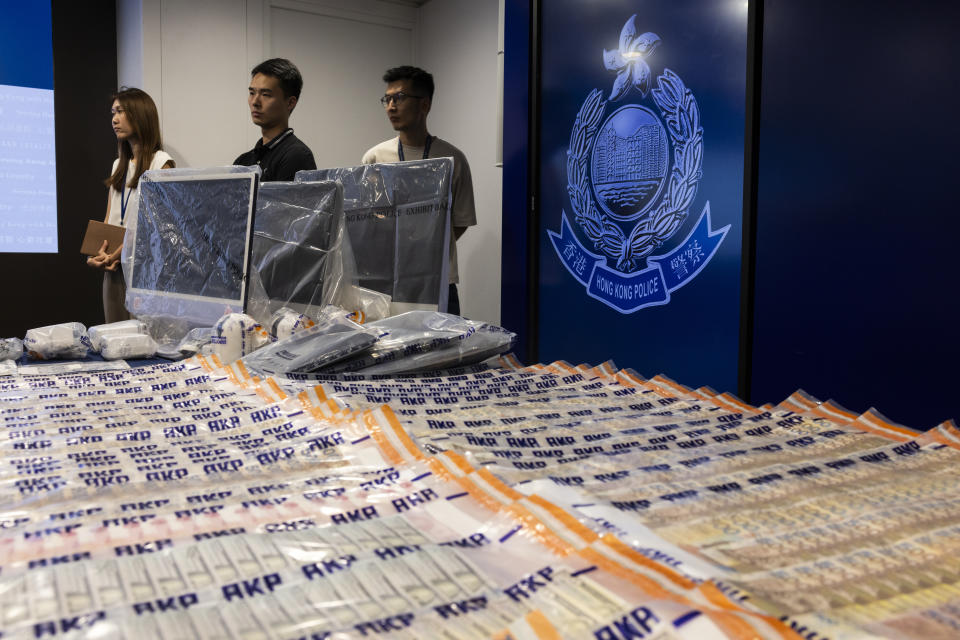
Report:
380,92,424,107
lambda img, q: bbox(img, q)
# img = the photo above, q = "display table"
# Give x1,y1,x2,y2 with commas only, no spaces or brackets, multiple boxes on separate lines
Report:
0,354,957,639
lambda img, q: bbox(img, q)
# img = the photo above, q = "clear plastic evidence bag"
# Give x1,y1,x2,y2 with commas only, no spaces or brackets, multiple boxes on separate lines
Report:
241,306,379,375
123,166,260,346
246,180,351,324
297,157,452,315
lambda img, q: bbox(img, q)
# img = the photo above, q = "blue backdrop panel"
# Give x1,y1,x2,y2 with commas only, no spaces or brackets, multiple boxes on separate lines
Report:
501,0,533,360
537,1,749,391
751,0,960,427
0,0,54,90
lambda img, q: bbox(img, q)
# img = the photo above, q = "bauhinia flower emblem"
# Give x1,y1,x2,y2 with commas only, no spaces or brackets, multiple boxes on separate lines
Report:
603,14,661,101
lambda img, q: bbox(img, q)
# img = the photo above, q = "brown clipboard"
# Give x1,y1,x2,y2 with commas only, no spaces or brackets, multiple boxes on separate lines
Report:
80,220,126,256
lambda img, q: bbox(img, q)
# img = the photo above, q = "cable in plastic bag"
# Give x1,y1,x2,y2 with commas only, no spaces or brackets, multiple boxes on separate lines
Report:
320,311,475,373
23,322,91,360
241,306,379,375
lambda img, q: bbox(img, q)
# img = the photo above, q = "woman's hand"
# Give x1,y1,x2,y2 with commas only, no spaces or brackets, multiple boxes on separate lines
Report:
105,243,123,271
87,240,116,271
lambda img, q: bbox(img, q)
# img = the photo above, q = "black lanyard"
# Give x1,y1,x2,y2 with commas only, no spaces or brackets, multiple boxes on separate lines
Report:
398,135,432,161
119,166,134,225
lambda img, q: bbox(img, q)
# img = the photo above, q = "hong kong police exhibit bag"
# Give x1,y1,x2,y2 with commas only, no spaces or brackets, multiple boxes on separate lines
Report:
297,157,452,315
123,167,259,345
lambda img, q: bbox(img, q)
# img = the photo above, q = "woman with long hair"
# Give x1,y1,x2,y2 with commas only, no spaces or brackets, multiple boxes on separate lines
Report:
87,87,175,322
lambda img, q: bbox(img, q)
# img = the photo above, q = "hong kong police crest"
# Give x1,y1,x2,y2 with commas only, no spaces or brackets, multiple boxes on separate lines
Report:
549,15,729,313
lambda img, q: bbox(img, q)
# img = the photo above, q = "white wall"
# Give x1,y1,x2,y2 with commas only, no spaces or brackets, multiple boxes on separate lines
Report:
117,0,502,323
267,2,418,170
419,0,502,324
117,0,253,167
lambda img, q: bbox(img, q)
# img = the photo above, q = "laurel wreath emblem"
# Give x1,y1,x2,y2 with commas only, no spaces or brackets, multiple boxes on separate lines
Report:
567,69,703,272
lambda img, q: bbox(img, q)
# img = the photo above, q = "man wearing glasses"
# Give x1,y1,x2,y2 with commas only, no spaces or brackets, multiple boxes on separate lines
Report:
362,66,477,317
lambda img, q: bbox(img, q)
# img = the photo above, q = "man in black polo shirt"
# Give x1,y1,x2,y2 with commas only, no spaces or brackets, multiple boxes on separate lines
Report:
234,58,316,181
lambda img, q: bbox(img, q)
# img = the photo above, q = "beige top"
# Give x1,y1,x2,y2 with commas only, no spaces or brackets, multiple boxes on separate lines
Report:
106,150,174,227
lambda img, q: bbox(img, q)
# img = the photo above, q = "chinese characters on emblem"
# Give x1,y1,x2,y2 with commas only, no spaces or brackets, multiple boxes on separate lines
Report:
573,254,587,276
670,239,704,279
564,241,589,277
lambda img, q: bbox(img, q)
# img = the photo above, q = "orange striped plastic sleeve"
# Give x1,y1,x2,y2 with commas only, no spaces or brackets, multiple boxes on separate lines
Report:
264,377,287,399
716,393,762,414
475,468,525,501
697,582,802,639
503,503,577,557
381,406,426,462
576,547,677,600
359,410,405,467
599,534,695,589
434,452,475,475
450,474,509,513
525,610,563,639
847,416,913,442
525,494,599,545
861,409,921,437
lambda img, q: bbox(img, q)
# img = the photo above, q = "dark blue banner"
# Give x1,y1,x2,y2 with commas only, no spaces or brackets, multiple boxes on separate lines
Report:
0,1,54,90
550,204,728,313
